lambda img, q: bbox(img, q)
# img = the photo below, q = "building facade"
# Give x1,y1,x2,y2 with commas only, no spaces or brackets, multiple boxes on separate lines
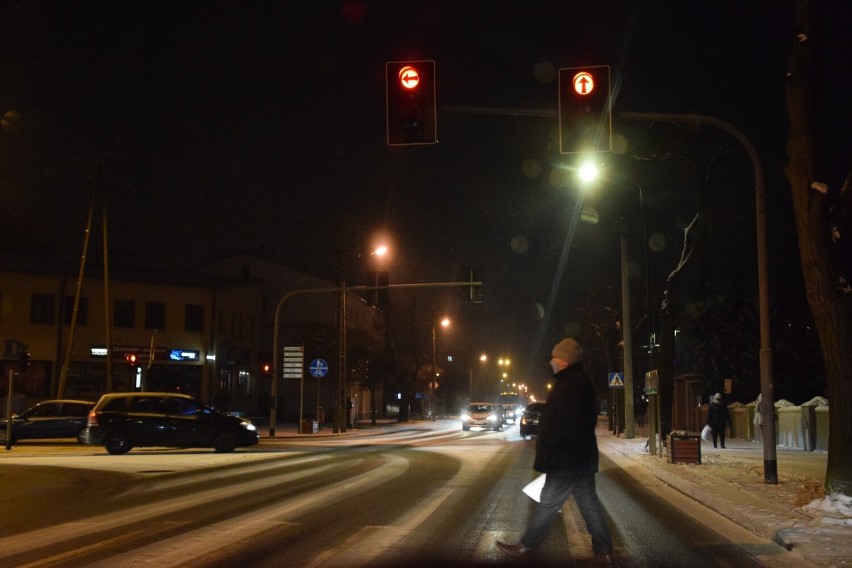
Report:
1,254,387,423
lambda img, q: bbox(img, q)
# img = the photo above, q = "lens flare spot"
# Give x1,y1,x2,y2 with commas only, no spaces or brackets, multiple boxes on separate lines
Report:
511,235,529,254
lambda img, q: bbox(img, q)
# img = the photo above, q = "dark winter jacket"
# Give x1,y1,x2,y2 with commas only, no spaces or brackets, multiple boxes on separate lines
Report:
533,362,599,475
706,401,731,428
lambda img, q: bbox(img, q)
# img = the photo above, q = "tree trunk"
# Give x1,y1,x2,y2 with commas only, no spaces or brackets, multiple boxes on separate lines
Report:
786,0,852,497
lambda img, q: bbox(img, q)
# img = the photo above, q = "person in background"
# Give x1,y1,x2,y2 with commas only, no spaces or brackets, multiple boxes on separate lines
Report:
496,338,615,565
753,393,763,442
707,392,732,448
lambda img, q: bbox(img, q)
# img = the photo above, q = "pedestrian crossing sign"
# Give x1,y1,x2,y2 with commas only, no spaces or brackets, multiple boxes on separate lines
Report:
608,372,624,388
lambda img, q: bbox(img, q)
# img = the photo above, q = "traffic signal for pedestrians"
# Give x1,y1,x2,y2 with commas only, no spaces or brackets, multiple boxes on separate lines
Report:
558,65,611,154
386,60,437,146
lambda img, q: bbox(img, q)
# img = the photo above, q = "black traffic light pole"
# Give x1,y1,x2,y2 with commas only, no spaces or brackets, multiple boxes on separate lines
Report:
442,105,775,484
621,111,775,484
269,280,482,437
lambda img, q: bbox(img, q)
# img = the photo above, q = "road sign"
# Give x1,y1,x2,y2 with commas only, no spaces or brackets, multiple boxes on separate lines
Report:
645,370,659,395
608,372,624,389
282,346,304,379
309,358,329,378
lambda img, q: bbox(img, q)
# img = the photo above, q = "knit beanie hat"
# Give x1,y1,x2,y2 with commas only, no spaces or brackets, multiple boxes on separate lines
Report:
551,338,584,365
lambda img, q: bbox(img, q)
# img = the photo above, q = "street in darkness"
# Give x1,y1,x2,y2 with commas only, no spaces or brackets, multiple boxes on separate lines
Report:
0,420,802,567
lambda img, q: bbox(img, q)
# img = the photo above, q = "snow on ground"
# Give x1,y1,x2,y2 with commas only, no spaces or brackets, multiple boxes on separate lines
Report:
803,493,852,525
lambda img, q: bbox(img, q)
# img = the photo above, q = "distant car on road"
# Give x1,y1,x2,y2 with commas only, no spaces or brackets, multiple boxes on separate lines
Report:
501,404,520,424
82,392,259,454
0,399,93,443
461,402,503,431
519,402,546,438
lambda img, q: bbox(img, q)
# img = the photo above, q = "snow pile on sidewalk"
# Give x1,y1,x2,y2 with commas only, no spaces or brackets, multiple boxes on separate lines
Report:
802,493,852,526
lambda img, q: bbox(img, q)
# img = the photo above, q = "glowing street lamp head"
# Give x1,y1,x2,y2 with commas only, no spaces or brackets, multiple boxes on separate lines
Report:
440,317,451,328
578,161,599,183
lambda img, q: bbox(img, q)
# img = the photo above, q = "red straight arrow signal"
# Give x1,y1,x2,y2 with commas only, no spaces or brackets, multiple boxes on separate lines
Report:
572,71,594,95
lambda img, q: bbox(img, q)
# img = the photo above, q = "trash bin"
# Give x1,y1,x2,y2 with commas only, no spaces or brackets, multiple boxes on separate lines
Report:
300,419,317,434
668,435,701,464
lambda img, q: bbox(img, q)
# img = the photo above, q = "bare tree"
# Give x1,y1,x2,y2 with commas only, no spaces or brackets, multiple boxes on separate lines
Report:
786,0,852,497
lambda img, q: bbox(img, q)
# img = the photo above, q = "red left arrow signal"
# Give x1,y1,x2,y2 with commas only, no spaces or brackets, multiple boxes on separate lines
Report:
399,65,420,89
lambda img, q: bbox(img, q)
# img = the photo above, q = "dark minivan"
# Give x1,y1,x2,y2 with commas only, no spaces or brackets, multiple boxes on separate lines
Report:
83,392,259,454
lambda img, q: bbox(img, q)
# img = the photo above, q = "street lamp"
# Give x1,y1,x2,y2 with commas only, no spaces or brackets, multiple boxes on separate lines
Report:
431,317,450,421
334,243,390,433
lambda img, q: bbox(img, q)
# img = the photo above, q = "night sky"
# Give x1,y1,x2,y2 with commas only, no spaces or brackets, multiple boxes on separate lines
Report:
2,1,851,390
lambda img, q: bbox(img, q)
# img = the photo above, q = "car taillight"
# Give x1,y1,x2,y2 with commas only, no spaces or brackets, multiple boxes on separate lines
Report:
86,410,99,427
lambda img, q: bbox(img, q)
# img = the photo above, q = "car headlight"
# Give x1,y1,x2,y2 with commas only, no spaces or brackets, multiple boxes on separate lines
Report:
241,422,257,431
488,413,498,422
462,413,471,421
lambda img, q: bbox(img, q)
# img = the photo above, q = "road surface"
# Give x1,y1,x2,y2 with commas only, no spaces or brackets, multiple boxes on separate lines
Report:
0,420,799,567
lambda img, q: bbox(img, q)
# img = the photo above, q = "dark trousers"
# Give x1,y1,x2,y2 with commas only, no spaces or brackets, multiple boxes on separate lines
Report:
711,425,726,447
521,472,613,555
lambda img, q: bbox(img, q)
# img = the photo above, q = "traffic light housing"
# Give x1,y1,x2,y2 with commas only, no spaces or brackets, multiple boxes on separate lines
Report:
386,60,437,146
18,351,30,372
459,268,483,303
558,65,611,154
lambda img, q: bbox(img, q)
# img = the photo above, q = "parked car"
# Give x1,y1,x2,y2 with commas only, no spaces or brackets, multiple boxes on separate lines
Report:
519,402,546,438
461,402,503,431
82,392,259,455
0,399,93,443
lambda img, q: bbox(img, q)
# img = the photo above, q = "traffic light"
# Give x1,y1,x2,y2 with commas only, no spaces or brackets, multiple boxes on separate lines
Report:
18,351,30,372
558,65,611,154
386,60,437,145
459,268,483,303
126,353,138,367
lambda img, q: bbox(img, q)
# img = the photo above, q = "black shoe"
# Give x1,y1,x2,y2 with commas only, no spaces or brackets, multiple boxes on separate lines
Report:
721,445,726,448
496,541,533,559
592,552,615,565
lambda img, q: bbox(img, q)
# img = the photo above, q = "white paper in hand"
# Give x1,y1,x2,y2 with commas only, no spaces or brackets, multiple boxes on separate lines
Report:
522,474,546,502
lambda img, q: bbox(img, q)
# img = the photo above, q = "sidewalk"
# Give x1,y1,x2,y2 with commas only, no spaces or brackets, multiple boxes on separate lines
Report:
598,425,851,567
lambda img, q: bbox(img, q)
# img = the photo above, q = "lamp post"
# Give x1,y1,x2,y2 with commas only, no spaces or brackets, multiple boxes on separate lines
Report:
498,357,510,401
620,184,655,442
333,243,389,433
430,317,450,420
